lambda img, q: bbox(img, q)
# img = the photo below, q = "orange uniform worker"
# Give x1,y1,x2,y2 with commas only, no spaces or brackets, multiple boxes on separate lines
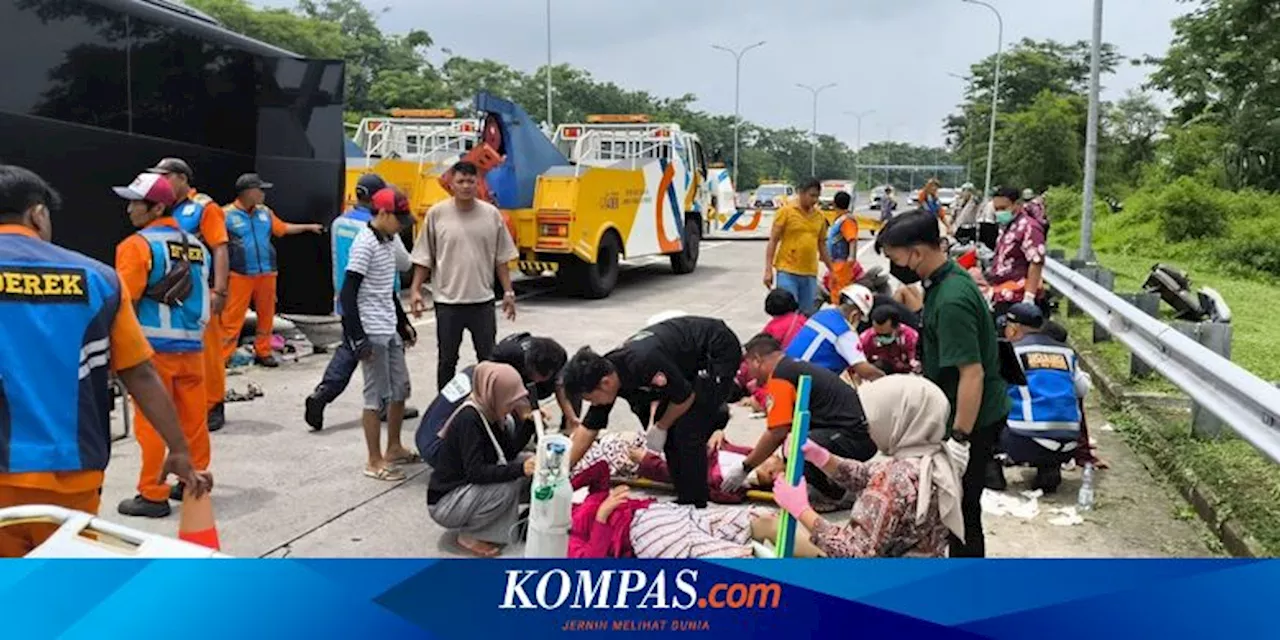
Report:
112,172,215,518
0,165,206,556
219,173,322,367
826,191,863,304
148,158,232,432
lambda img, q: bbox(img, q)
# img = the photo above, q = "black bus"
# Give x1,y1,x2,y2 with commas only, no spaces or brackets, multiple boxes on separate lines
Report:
0,0,344,314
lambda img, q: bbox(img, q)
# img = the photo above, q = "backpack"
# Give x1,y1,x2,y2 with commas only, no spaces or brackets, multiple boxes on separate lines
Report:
827,212,855,261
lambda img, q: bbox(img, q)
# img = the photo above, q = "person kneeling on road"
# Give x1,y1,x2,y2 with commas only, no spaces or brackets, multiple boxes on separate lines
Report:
416,333,565,467
427,363,536,557
341,188,419,481
785,284,885,383
772,375,967,558
561,315,743,509
998,304,1091,493
304,177,418,430
725,334,876,501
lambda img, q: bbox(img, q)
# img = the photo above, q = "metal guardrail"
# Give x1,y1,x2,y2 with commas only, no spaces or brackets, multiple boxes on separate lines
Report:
1043,258,1280,463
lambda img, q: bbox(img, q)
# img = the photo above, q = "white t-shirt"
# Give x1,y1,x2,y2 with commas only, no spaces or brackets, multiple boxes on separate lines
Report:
346,227,399,335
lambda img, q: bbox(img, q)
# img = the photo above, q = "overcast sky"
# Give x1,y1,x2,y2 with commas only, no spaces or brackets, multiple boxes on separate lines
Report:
264,0,1190,148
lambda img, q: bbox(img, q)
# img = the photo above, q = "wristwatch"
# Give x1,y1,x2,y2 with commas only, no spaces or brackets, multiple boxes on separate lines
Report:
951,430,970,443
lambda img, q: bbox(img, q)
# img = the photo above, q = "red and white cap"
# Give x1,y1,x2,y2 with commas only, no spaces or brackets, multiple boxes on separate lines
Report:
112,172,176,206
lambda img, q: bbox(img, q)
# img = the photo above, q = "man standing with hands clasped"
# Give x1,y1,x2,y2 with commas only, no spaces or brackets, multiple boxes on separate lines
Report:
876,210,1010,557
409,161,518,389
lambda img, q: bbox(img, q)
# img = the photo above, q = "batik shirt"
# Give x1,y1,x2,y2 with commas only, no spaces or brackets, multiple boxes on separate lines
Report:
807,457,949,558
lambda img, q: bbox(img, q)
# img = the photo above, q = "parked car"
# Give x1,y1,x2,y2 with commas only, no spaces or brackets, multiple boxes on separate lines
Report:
937,188,957,207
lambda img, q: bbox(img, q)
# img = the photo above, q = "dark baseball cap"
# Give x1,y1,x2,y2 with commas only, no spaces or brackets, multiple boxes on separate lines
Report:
146,157,193,178
356,173,386,194
235,173,273,192
1003,303,1044,329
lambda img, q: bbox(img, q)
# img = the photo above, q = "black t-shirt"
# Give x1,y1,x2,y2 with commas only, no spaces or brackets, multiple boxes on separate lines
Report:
490,332,556,401
427,404,533,505
766,357,868,434
581,316,739,430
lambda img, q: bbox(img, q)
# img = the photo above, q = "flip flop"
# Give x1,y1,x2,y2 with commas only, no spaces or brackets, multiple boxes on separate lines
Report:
386,451,422,465
455,534,502,558
363,466,406,482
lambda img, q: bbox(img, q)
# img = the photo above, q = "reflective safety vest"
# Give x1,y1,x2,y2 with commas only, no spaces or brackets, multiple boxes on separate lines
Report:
225,203,277,275
785,307,857,373
173,193,214,239
0,232,121,473
331,205,400,314
135,227,210,353
1007,333,1083,441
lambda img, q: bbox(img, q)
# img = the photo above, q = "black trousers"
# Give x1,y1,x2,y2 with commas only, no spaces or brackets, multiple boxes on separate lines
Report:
806,427,877,499
435,301,497,390
662,380,729,508
949,417,1004,558
313,340,360,403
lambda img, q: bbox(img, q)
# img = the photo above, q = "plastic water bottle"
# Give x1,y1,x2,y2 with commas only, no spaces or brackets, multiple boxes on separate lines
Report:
1077,463,1096,512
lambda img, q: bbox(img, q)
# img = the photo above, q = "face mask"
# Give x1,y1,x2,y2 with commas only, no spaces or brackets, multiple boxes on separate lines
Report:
890,261,921,285
875,334,897,347
996,210,1015,226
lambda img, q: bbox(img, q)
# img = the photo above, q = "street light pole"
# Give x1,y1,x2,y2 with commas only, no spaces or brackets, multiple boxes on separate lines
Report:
845,109,874,188
963,0,1003,198
545,0,553,127
712,41,766,188
797,82,836,177
1079,0,1103,262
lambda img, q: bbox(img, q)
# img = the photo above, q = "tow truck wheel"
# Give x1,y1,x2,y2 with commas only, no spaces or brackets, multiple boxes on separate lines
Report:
568,232,621,299
670,217,701,275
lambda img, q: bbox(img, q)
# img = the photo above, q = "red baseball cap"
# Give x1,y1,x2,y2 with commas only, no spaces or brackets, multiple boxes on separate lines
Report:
372,188,415,228
112,172,176,206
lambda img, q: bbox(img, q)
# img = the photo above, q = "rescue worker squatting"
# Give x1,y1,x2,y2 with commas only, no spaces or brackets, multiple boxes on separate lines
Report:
148,157,232,433
219,173,322,368
0,165,208,557
111,172,214,519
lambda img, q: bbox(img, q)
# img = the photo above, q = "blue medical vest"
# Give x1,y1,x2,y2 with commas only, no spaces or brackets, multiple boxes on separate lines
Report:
0,232,121,473
331,206,400,315
225,203,277,275
134,226,210,353
1007,333,1082,441
173,193,214,237
785,307,855,373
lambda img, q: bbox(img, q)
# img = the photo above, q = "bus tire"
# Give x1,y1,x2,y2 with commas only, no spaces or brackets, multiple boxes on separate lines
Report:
575,232,621,299
670,217,701,275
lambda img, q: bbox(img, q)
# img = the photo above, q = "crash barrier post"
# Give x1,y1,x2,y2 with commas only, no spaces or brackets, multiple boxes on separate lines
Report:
1048,248,1067,261
1065,259,1092,316
774,374,811,559
1171,320,1233,440
1074,266,1116,343
1119,292,1161,378
1043,259,1280,461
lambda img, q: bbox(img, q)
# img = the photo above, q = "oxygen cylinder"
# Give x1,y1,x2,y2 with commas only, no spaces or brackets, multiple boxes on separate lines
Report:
525,414,573,558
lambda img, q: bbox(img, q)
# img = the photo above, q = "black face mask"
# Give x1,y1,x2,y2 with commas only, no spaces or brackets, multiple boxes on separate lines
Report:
890,262,921,285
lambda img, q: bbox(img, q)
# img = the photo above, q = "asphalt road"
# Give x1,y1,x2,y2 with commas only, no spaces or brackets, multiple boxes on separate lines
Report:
95,229,1216,558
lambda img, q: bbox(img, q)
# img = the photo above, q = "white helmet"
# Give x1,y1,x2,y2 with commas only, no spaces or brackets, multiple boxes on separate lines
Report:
647,310,687,326
837,284,874,317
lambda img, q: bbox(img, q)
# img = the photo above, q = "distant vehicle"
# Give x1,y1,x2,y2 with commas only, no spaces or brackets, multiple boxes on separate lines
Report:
819,180,854,209
869,185,889,210
908,189,922,205
937,188,958,207
752,183,794,209
735,191,752,209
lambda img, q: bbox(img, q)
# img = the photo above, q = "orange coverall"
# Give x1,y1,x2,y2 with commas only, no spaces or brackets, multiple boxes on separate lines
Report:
220,202,289,361
179,191,229,413
115,219,211,504
0,225,154,557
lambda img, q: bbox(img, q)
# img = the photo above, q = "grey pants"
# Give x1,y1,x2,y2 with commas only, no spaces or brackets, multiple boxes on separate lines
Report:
429,469,531,544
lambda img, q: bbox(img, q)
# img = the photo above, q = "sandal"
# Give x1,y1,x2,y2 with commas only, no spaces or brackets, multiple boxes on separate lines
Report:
456,534,502,558
363,466,406,482
386,451,422,465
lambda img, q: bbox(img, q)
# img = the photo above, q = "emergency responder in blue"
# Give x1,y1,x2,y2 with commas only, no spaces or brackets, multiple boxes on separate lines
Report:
303,174,418,430
786,284,885,383
0,165,208,555
998,303,1090,493
561,316,743,508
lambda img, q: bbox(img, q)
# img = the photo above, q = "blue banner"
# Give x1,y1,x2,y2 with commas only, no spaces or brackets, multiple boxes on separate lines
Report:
0,559,1272,638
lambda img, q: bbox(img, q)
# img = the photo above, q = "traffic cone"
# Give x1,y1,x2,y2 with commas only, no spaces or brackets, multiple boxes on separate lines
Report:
178,486,220,550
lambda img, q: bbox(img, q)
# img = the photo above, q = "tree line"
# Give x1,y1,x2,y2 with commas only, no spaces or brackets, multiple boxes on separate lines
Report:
188,0,955,191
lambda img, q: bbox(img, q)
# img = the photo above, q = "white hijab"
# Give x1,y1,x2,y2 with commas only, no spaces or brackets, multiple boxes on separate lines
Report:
857,375,968,541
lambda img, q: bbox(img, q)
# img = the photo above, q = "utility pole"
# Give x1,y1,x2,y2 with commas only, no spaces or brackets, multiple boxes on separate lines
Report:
545,0,553,127
712,41,766,188
797,83,836,177
846,109,874,190
1079,0,1103,262
963,0,1003,198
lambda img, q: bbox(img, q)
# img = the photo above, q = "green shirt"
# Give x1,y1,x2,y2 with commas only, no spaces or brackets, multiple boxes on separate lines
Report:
921,260,1011,433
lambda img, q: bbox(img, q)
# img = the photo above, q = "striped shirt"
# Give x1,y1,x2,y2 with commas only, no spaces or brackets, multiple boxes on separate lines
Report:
629,504,754,559
346,226,398,336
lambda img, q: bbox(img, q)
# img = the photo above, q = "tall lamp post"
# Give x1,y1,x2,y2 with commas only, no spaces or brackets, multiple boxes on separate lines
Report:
797,82,837,177
1078,0,1104,261
846,109,875,188
544,0,553,127
712,41,766,188
963,0,1003,198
